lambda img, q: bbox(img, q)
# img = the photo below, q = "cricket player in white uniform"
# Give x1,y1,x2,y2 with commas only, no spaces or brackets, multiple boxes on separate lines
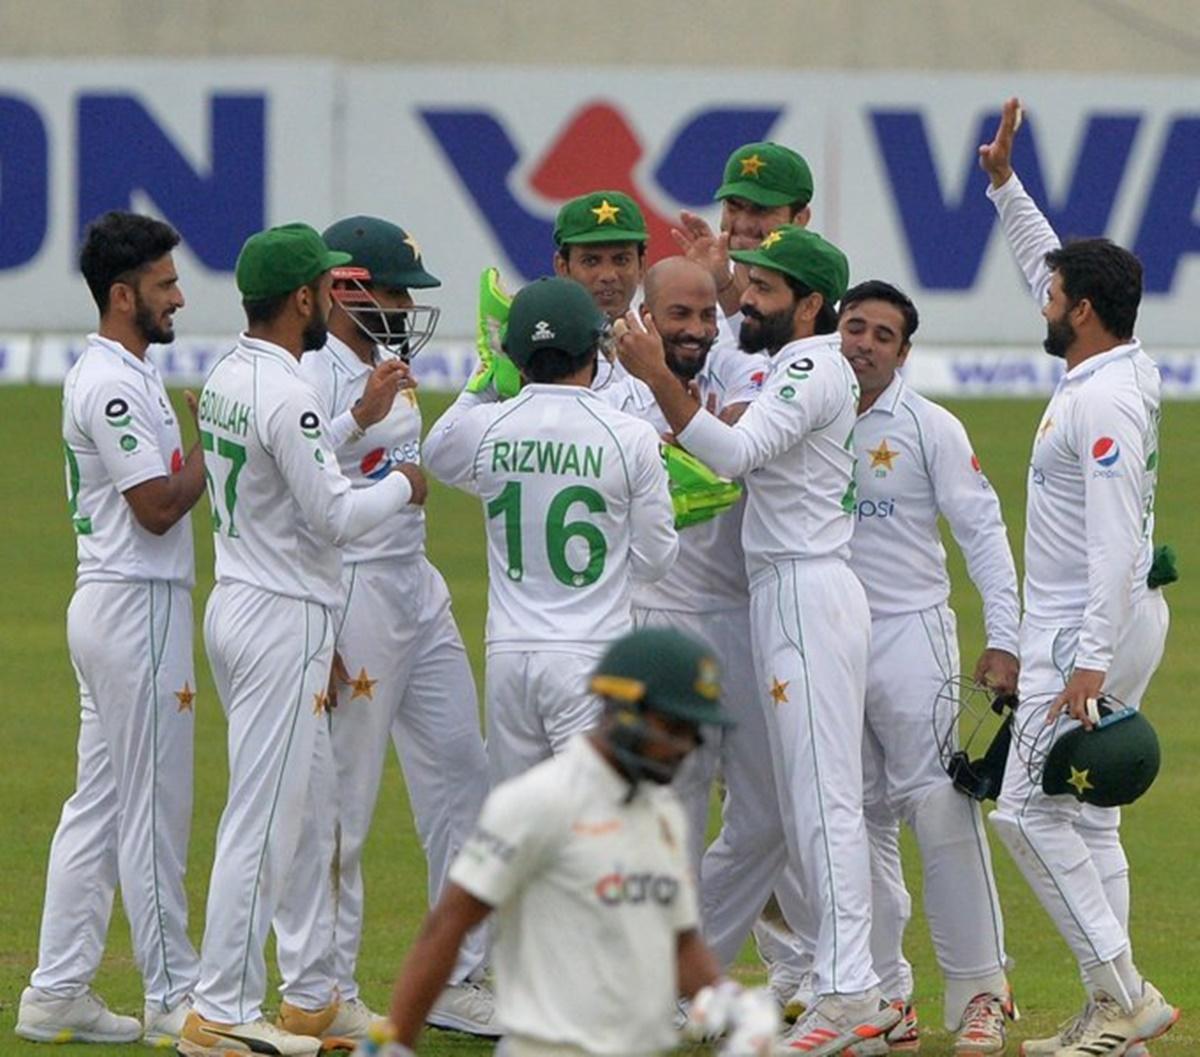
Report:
281,215,495,1041
178,224,426,1057
423,277,678,785
617,226,902,1056
980,99,1177,1057
17,212,206,1048
363,627,779,1057
605,257,814,1006
839,279,1020,1053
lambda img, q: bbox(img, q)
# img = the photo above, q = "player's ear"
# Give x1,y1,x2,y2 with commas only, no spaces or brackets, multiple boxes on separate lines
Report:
791,204,812,228
897,342,912,369
552,249,570,278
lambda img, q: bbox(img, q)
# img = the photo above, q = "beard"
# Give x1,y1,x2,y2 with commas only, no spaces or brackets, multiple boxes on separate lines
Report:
1043,315,1076,359
739,305,795,355
302,311,329,352
133,295,174,345
663,334,714,381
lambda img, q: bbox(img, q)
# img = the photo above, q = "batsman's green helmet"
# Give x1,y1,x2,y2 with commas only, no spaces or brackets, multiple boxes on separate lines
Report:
1042,707,1161,807
321,215,440,289
503,277,607,370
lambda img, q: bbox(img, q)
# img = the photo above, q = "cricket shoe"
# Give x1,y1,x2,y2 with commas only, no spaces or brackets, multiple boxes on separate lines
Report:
14,986,141,1044
886,1002,919,1052
955,992,1009,1055
143,995,193,1047
176,1009,321,1055
771,970,817,1024
1020,1005,1149,1057
278,997,389,1049
426,980,501,1038
779,993,902,1056
1050,983,1177,1056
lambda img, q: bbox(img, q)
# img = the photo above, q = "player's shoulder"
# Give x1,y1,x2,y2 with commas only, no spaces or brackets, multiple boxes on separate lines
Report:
1073,344,1159,417
484,748,585,834
899,385,966,436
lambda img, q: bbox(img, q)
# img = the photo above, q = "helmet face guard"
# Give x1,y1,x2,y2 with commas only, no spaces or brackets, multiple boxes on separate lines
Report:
933,676,1019,802
332,266,440,362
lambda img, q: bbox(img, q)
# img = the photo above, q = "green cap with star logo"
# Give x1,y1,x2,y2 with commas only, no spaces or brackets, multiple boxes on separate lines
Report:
553,190,649,247
236,223,352,301
730,225,849,305
1041,706,1160,807
715,142,814,208
322,215,440,289
503,277,607,368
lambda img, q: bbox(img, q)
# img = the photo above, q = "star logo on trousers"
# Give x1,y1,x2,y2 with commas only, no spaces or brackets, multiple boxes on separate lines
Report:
770,677,789,706
350,667,378,701
174,682,195,713
313,690,331,715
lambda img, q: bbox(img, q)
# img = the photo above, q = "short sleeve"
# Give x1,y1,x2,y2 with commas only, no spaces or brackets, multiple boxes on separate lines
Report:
84,376,171,492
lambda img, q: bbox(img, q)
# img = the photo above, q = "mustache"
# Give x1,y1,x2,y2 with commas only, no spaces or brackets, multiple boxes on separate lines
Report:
741,305,764,322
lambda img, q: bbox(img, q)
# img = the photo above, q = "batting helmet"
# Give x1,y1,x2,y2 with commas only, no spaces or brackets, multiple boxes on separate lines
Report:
932,676,1018,802
1040,704,1161,807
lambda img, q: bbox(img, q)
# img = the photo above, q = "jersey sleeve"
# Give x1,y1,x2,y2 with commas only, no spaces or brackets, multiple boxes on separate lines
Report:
627,423,679,583
676,353,844,478
448,776,561,909
421,388,498,494
718,349,769,408
264,384,411,547
82,375,172,493
986,173,1062,307
1073,384,1149,671
928,408,1021,655
298,352,362,451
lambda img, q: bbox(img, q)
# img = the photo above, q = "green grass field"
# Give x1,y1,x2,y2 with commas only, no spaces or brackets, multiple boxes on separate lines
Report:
0,386,1195,1056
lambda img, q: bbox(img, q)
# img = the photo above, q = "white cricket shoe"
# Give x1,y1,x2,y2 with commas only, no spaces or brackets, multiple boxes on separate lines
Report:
1021,1000,1151,1057
1051,983,1177,1056
426,980,501,1038
325,997,390,1043
277,996,388,1048
780,992,901,1056
770,970,816,1024
886,1002,920,1052
176,1009,321,1055
143,995,193,1047
955,992,1008,1055
14,986,141,1044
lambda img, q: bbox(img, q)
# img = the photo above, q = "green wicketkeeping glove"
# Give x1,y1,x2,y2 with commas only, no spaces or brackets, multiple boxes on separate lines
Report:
665,445,743,529
467,267,523,398
1147,543,1178,589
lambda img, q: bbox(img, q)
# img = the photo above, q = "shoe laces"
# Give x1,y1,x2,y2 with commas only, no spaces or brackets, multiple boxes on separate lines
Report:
960,993,1003,1035
1057,1002,1093,1044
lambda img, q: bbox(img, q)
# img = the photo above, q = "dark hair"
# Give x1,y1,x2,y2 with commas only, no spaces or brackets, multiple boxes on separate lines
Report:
79,211,180,313
840,280,920,344
243,280,320,326
523,347,595,384
556,242,647,264
783,274,838,335
787,197,810,215
1044,239,1142,340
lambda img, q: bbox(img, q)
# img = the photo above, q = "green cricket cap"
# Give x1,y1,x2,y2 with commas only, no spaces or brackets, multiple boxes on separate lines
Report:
554,190,648,246
321,215,440,289
1042,708,1161,808
730,225,849,306
715,142,813,208
236,223,352,301
503,277,606,368
591,628,733,728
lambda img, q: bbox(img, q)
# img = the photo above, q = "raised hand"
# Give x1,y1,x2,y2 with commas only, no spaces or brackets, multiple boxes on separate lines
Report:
672,211,732,289
978,96,1023,189
352,359,409,430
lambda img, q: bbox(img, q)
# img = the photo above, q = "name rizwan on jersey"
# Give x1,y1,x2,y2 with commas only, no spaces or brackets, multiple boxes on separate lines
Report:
491,440,604,478
197,389,251,437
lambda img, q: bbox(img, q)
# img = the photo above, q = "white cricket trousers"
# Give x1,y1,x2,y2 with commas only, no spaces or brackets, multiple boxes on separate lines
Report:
991,590,1168,976
749,558,878,997
862,605,1008,1028
632,605,810,979
277,556,490,1003
31,580,199,1011
486,647,605,784
194,582,335,1025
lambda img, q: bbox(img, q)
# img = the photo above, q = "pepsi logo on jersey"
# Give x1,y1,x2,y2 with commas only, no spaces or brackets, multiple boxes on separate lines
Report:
1091,437,1124,478
855,498,897,521
360,442,421,480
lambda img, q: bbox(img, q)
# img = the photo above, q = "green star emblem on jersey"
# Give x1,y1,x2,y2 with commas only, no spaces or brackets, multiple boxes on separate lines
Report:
119,434,138,452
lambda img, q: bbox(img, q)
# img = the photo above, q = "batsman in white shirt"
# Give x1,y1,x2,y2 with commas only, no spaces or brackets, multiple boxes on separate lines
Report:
284,215,495,1042
617,225,901,1056
371,627,779,1057
18,212,207,1049
981,98,1178,1057
179,224,426,1057
839,279,1019,1053
423,277,678,785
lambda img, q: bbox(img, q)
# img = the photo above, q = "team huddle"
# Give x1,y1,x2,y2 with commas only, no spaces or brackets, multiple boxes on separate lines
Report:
16,96,1177,1057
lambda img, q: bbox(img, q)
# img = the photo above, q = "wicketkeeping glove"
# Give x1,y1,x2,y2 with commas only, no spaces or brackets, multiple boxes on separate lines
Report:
665,444,743,530
720,987,779,1057
466,266,523,399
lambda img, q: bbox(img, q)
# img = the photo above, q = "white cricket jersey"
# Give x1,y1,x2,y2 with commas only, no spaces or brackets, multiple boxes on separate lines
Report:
606,343,768,612
849,375,1020,653
990,174,1160,670
198,334,412,605
676,333,859,580
62,334,194,587
423,384,678,651
298,335,425,564
449,735,698,1056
